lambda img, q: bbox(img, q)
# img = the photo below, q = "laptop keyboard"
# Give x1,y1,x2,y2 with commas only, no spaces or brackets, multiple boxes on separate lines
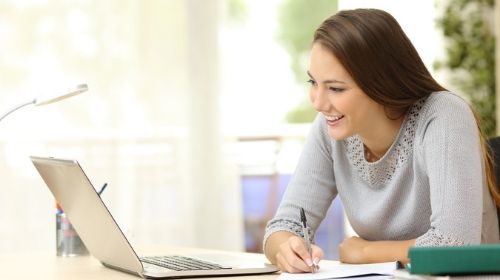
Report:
140,256,231,271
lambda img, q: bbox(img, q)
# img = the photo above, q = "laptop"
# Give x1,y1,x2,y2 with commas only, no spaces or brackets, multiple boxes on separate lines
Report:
30,156,278,278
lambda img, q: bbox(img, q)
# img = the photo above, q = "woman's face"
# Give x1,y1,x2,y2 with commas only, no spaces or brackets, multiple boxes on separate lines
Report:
308,43,385,140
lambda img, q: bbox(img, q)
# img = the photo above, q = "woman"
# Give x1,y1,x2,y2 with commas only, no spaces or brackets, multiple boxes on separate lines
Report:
263,8,500,273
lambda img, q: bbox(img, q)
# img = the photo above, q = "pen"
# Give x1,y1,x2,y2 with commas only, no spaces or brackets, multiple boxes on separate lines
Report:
300,207,318,273
98,183,108,196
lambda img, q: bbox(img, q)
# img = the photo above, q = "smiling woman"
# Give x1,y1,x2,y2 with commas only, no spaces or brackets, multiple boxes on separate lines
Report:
307,43,404,148
262,8,500,274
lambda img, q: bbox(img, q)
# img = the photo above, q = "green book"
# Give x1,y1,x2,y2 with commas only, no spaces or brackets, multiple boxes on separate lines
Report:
408,244,500,275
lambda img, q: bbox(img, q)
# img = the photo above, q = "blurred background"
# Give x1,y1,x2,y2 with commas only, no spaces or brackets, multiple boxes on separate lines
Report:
0,0,498,260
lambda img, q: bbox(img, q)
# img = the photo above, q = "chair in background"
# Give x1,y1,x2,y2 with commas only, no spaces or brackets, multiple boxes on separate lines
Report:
486,137,500,233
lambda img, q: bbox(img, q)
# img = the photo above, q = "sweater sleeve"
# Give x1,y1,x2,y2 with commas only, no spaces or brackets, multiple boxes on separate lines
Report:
415,94,483,246
263,114,338,250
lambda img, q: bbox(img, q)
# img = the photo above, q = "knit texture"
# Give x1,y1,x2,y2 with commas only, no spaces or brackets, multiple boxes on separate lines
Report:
264,92,499,252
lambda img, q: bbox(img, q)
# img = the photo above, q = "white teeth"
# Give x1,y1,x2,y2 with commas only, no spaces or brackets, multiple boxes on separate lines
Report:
324,115,343,121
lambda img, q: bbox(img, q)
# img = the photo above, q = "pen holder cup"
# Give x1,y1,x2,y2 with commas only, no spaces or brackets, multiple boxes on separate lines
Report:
56,213,89,257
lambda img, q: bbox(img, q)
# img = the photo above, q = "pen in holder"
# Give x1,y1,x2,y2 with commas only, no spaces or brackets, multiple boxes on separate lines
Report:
55,202,89,257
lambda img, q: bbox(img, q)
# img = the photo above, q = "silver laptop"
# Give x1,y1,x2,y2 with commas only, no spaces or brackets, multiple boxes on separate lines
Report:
31,156,278,278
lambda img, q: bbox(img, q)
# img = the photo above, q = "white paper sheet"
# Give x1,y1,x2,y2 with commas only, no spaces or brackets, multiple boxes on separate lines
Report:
277,261,398,280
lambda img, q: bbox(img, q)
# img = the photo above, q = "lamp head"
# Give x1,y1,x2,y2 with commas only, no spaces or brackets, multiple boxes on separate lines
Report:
34,84,88,106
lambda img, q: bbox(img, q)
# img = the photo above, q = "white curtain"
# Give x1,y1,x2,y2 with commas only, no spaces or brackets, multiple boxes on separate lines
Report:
0,0,244,254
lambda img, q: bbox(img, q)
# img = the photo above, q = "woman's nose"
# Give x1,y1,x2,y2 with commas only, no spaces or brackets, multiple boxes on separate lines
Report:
310,87,330,112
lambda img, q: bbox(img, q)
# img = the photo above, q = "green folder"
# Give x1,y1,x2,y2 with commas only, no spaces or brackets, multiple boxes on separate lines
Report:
408,244,500,275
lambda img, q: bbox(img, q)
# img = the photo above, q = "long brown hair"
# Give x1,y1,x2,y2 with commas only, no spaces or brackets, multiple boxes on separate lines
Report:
475,111,500,206
313,8,500,206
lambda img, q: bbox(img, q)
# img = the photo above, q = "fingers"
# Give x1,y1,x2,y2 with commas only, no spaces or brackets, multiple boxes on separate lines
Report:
292,237,315,267
338,236,365,264
277,236,310,272
276,251,306,273
311,244,324,270
338,237,352,263
276,236,322,273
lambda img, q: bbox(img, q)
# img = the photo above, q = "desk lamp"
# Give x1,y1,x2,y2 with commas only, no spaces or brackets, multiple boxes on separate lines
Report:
0,83,88,122
0,83,89,256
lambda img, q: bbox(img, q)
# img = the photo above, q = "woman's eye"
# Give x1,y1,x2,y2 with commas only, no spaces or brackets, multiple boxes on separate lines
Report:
329,87,345,93
307,79,317,86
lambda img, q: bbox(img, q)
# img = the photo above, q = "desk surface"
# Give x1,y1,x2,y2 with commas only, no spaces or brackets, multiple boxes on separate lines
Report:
0,247,280,280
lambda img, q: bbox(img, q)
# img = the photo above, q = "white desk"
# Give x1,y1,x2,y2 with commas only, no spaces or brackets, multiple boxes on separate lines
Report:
0,246,280,280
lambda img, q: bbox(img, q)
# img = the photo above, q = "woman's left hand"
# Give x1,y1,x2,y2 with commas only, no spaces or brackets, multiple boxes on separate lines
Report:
339,236,370,263
339,236,416,264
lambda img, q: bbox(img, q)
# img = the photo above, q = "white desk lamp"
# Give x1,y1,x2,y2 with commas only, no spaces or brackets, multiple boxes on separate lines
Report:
0,84,88,122
0,83,89,256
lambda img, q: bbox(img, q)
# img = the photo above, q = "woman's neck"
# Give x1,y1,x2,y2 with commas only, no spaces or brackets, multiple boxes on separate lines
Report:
361,116,405,161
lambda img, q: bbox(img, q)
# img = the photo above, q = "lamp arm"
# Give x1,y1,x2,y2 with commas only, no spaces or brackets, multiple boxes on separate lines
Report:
0,99,36,122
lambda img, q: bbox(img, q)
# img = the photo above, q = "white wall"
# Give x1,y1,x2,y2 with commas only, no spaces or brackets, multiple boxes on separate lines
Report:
338,0,444,80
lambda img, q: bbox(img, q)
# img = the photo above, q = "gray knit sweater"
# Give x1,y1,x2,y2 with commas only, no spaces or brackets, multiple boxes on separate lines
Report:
264,92,499,251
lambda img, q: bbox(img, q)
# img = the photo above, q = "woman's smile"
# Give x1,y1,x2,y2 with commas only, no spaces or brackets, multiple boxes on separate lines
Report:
324,114,345,126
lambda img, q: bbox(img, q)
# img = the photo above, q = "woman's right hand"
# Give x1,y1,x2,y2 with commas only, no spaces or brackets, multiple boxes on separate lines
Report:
267,232,324,273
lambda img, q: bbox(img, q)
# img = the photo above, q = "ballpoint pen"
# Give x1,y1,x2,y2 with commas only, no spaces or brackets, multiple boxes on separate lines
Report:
300,207,318,273
98,183,108,196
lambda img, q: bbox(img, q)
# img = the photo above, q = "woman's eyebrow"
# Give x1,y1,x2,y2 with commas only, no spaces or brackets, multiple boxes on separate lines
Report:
307,71,346,84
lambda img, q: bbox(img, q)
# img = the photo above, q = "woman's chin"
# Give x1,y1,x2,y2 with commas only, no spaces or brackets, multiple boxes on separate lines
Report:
327,129,350,141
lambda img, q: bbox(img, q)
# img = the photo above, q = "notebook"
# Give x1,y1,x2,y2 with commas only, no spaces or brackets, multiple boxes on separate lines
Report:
278,261,399,280
408,244,500,275
30,156,278,279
